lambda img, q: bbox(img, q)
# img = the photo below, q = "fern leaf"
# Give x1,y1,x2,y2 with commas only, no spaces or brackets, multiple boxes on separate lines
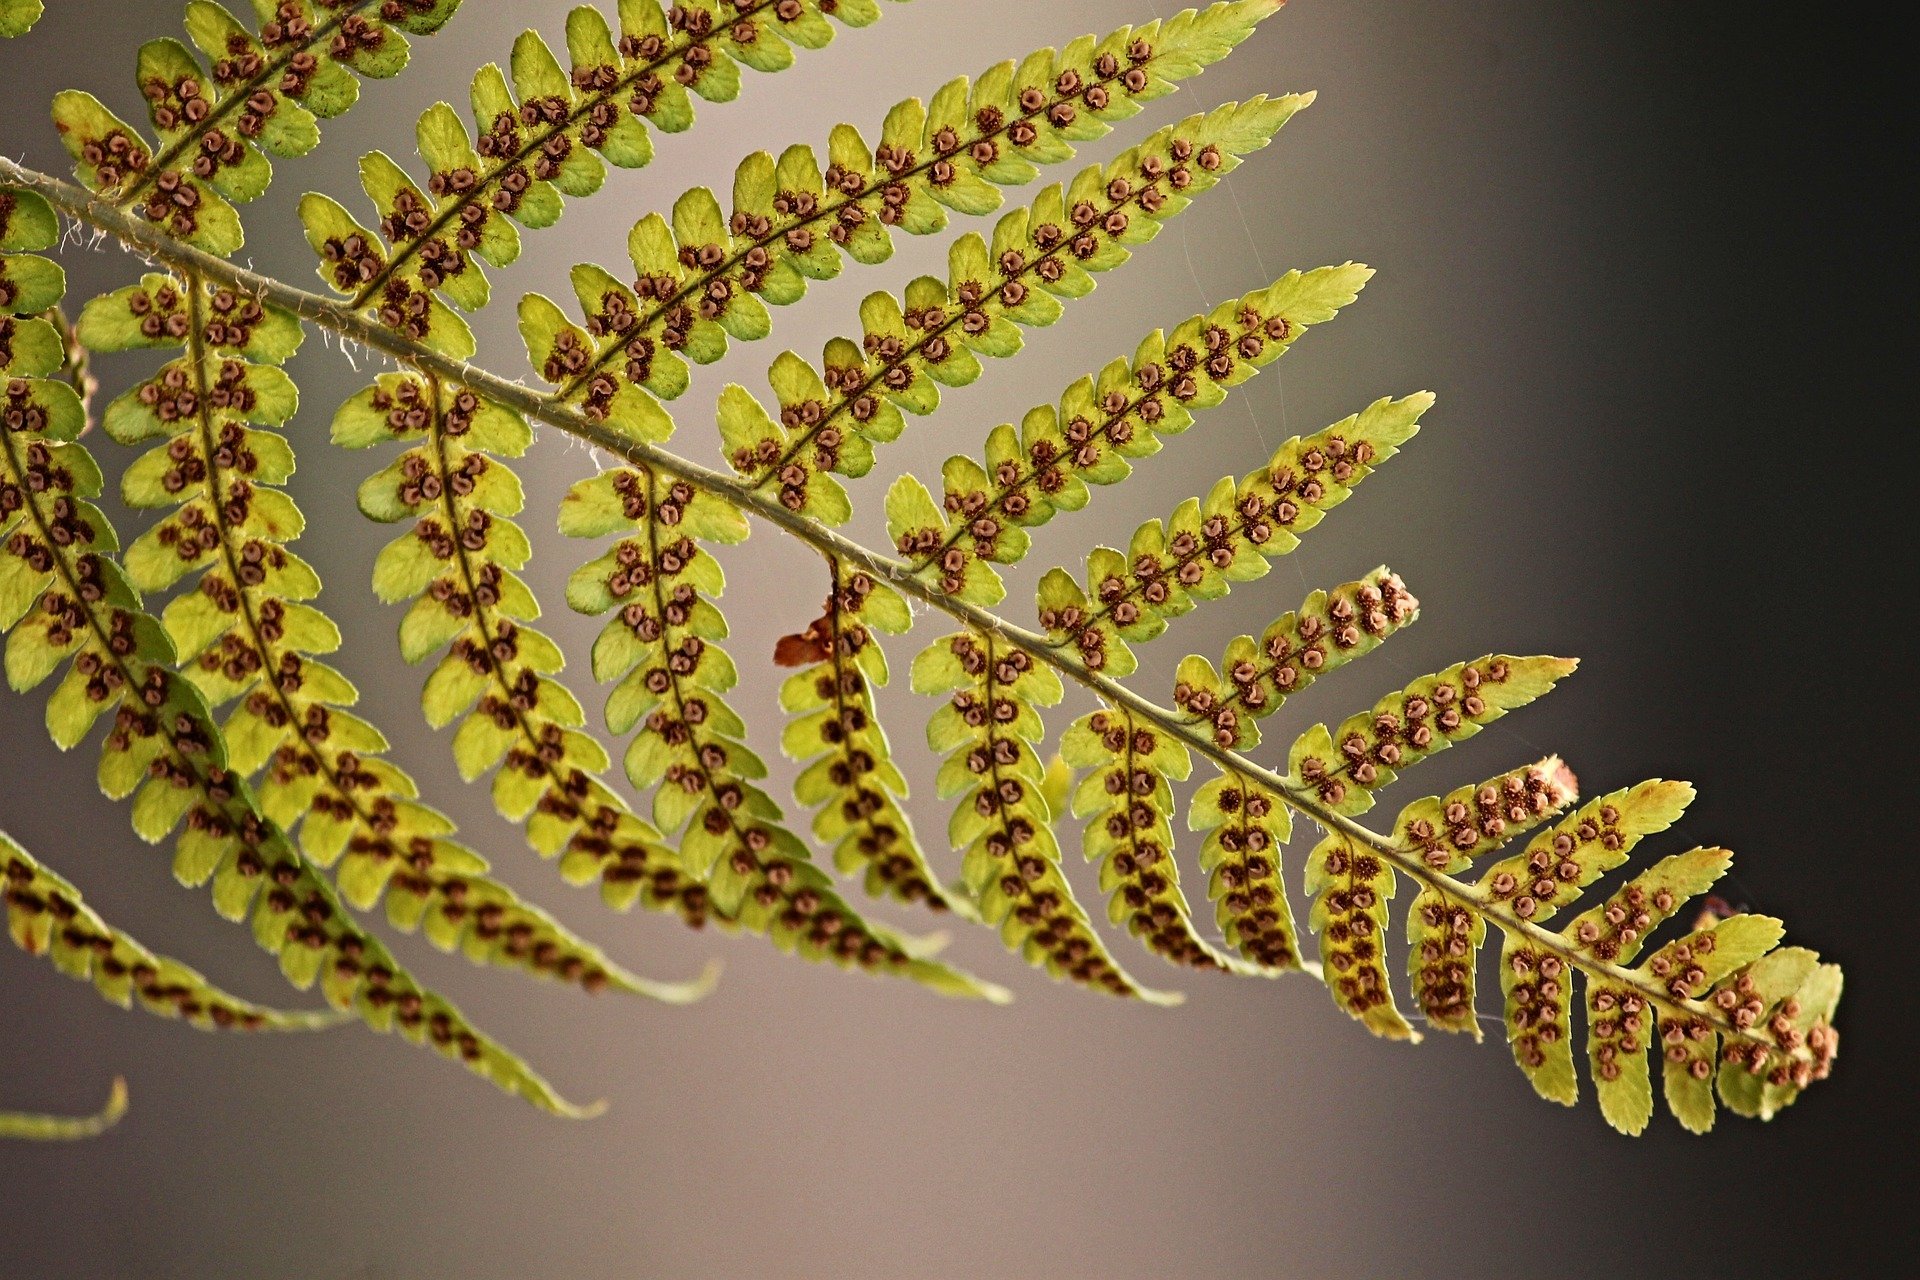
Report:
891,268,1368,605
1188,772,1306,973
1171,570,1417,974
318,0,911,321
913,629,1178,1003
3,828,346,1031
561,464,1006,999
1062,704,1269,976
69,272,708,1003
334,372,716,936
48,0,463,253
1285,655,1578,817
1173,568,1416,752
523,3,1284,428
2,219,593,1114
723,96,1311,522
776,558,966,913
1476,779,1694,929
1040,395,1430,676
0,1078,127,1142
1304,755,1576,1042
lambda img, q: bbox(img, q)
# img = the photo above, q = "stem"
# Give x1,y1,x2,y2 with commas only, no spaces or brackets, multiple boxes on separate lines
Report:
2,157,1806,1062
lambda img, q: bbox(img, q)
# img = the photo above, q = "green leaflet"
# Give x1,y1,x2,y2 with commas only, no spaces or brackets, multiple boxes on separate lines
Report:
526,1,1285,442
1040,395,1430,678
297,192,474,357
1285,655,1579,818
731,95,1312,524
73,271,709,1004
1173,568,1417,753
894,269,1370,606
561,464,1003,1001
1477,779,1695,928
1488,839,1842,1133
313,0,912,320
913,628,1177,1003
1,1079,127,1142
3,829,345,1032
1399,760,1579,1037
48,0,463,252
1290,656,1573,1038
336,372,714,932
1062,704,1269,976
0,0,45,39
776,559,968,914
1188,772,1305,973
1,235,592,1115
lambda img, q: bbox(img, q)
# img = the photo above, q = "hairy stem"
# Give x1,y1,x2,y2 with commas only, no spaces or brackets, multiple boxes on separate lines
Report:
2,157,1805,1061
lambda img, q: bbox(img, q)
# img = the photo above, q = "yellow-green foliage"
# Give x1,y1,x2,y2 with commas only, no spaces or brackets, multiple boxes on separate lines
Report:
1,0,1838,1138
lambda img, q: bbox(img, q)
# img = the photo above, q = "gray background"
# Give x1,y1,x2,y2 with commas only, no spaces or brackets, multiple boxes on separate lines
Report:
2,2,1908,1276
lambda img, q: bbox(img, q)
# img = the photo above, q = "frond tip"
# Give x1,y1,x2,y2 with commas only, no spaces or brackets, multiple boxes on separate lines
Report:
0,1078,128,1142
3,829,346,1032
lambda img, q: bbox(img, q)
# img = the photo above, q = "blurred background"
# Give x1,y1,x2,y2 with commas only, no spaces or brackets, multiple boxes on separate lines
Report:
2,2,1909,1276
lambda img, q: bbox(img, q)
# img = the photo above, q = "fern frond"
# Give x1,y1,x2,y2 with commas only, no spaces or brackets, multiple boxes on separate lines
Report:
48,0,463,254
6,95,1844,1131
1061,704,1270,976
2,199,592,1113
1173,567,1417,752
912,627,1176,1002
335,371,714,931
1171,569,1417,974
775,558,965,913
1308,757,1577,1042
3,828,344,1031
315,0,908,324
1038,394,1429,677
889,267,1366,606
522,1,1281,429
1,1078,127,1141
68,272,709,1003
716,96,1309,522
561,457,1003,1000
1285,655,1578,817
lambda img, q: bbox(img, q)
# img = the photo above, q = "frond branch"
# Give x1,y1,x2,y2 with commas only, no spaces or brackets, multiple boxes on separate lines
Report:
0,1078,128,1141
3,828,345,1032
3,157,1815,1067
